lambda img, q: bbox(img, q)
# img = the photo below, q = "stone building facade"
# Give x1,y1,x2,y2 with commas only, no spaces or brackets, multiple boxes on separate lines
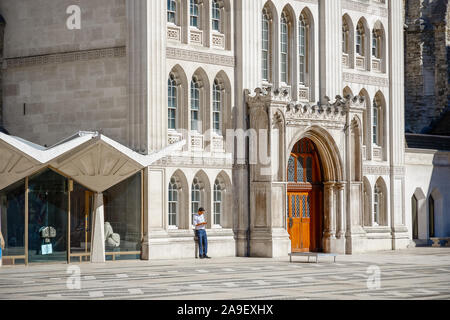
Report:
0,0,417,266
403,0,450,245
405,0,450,134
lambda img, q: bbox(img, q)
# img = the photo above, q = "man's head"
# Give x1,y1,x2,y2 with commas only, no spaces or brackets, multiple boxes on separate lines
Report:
198,207,205,215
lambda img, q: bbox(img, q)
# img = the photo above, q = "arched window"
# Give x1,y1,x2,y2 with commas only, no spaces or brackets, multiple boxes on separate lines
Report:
372,29,380,58
213,179,222,226
212,0,221,32
262,8,271,82
191,177,201,222
190,0,199,27
342,18,349,54
190,77,200,131
373,184,381,225
412,195,419,240
168,74,177,130
429,195,435,238
167,0,177,24
212,79,222,135
299,14,307,84
168,178,178,227
373,96,381,146
280,12,289,84
356,21,365,56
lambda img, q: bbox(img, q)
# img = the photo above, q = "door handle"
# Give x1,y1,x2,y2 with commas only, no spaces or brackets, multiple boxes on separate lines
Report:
289,218,293,228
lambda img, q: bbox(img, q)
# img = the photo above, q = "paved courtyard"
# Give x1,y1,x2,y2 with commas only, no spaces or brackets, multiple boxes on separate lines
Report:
0,247,449,300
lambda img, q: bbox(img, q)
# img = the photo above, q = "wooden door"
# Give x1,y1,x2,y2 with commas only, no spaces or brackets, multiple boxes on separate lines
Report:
287,192,311,252
287,139,323,253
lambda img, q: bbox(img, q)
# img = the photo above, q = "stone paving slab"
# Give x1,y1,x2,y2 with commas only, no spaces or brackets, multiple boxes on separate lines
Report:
0,248,449,300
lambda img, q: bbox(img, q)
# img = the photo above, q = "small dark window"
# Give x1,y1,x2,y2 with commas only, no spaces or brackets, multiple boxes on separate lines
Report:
429,196,435,238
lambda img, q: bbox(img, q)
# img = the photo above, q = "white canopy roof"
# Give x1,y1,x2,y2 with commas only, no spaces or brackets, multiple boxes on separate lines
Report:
0,131,185,192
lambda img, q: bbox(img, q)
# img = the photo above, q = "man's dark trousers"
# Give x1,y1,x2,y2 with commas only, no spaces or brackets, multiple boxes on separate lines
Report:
196,229,208,257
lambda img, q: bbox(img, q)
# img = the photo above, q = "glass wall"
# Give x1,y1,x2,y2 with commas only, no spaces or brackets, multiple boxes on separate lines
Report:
0,179,26,264
1,168,143,265
70,182,93,262
104,172,141,260
28,169,68,263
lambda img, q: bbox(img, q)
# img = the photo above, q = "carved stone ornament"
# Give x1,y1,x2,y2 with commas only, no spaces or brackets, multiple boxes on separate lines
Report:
245,88,367,129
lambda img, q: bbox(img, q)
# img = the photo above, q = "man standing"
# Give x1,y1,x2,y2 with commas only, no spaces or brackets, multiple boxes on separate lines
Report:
193,207,211,259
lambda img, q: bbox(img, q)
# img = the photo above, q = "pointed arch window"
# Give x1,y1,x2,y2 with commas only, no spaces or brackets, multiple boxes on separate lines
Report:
373,98,381,146
412,195,419,240
342,18,349,54
262,8,271,82
280,12,289,84
190,0,199,27
168,178,178,227
212,0,221,32
191,77,200,131
191,177,201,223
373,184,381,225
213,79,222,135
299,14,307,85
213,179,222,226
168,73,177,130
429,195,435,238
356,22,365,56
372,29,380,58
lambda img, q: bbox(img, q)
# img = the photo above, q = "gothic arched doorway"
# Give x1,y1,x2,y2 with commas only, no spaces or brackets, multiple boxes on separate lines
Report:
287,138,324,252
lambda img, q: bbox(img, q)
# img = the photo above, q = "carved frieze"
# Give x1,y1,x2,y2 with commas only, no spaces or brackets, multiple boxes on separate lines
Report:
342,0,388,17
343,72,389,87
166,47,235,67
245,87,367,130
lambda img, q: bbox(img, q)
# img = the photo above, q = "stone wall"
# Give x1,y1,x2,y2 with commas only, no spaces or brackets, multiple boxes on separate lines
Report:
3,54,128,146
0,0,126,58
0,0,128,147
405,0,450,134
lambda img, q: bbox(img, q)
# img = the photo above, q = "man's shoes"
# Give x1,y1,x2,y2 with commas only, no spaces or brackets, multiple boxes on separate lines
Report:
199,255,205,259
204,255,211,259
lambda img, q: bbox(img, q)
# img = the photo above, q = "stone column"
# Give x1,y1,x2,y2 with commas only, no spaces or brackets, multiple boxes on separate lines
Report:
319,0,342,103
324,182,340,253
91,193,105,263
323,182,336,238
336,183,345,239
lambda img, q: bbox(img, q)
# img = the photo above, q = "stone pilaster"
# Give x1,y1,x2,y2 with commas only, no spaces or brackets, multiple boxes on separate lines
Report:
126,0,167,154
319,0,342,104
142,166,170,260
389,0,409,249
234,0,264,257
